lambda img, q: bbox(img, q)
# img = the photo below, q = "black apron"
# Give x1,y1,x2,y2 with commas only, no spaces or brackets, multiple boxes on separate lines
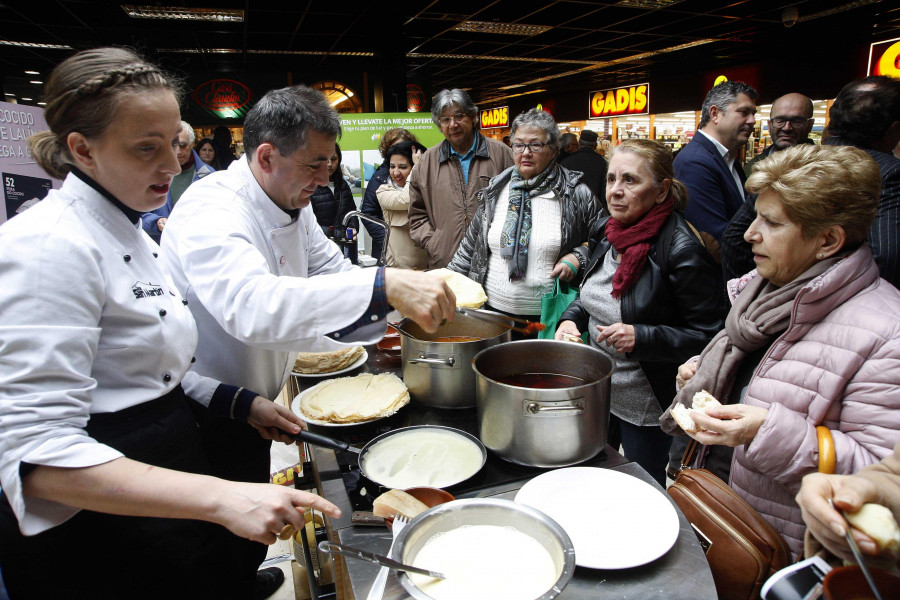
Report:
0,386,257,600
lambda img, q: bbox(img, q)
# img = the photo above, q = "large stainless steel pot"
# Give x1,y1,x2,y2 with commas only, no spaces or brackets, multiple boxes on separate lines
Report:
394,498,576,600
473,340,614,467
398,310,511,408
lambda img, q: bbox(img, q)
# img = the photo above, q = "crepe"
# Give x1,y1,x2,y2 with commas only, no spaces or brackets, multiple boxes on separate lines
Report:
300,372,409,423
293,345,365,374
428,268,488,309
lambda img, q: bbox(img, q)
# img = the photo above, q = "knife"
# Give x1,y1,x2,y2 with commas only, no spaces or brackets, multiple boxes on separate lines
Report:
317,540,445,579
829,499,884,600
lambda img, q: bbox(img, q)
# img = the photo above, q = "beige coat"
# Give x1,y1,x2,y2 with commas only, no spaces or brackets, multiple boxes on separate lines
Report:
376,181,428,269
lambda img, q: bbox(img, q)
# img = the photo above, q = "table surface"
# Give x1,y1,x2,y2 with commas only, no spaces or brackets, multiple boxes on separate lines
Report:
294,343,717,600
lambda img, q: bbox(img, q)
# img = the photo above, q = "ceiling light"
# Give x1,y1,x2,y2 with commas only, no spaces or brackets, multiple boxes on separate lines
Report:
21,97,32,101
408,53,597,65
29,80,43,84
0,40,72,50
617,0,683,8
25,70,40,75
453,21,551,36
121,5,244,22
38,102,46,106
157,48,374,57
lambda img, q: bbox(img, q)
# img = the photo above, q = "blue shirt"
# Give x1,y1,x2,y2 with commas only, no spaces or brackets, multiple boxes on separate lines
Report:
450,133,480,185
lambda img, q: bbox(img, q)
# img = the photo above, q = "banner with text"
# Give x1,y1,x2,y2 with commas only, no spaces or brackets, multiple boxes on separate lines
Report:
589,83,650,119
1,102,60,224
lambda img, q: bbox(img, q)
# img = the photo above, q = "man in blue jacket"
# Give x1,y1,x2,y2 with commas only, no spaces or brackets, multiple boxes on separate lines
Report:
674,81,758,243
141,120,214,243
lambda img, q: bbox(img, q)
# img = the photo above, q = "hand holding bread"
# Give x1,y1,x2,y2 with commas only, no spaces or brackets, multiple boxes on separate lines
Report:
672,390,769,447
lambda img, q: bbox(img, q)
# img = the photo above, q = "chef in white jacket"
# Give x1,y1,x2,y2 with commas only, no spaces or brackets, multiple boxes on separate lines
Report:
161,85,456,579
0,48,339,600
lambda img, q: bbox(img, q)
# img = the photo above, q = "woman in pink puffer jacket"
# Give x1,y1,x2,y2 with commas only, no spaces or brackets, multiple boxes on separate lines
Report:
661,144,900,557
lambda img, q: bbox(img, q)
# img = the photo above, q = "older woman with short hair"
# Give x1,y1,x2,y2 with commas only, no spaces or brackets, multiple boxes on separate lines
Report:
448,108,601,329
556,139,726,486
664,143,900,557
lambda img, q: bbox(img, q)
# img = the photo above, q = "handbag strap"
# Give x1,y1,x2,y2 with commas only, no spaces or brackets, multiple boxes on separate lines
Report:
816,426,836,474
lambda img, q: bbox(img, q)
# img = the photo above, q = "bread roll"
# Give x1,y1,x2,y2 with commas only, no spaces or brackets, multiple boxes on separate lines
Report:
671,390,722,433
560,333,584,344
373,489,430,520
845,503,900,555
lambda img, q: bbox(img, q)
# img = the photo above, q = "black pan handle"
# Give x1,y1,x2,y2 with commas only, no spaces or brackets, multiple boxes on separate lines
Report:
280,428,360,454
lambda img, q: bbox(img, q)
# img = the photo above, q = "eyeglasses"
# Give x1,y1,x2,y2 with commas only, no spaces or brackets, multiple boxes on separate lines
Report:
438,112,469,126
770,116,812,128
512,142,548,154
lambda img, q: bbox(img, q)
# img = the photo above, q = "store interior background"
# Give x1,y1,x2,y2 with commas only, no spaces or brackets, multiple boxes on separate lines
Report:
1,0,897,253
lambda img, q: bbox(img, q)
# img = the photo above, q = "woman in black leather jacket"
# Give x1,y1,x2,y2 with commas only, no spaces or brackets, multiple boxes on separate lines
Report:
309,143,358,262
557,139,726,485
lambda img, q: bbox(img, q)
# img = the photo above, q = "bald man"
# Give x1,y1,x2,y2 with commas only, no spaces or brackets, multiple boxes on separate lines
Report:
721,93,814,281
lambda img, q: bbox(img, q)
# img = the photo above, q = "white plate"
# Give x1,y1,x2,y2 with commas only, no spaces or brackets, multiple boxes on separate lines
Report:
291,348,368,378
515,467,679,569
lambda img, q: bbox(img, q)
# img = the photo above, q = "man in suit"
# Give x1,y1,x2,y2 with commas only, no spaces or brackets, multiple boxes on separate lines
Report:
824,75,900,289
560,129,608,210
721,93,815,280
674,81,758,244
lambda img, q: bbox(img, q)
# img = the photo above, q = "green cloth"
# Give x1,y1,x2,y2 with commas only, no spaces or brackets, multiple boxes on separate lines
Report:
170,167,195,206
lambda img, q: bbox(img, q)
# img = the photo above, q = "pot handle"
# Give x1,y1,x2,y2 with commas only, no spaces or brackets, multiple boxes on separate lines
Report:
408,354,456,367
524,399,584,416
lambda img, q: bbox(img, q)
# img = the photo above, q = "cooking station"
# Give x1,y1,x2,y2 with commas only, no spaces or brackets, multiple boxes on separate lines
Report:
291,342,717,600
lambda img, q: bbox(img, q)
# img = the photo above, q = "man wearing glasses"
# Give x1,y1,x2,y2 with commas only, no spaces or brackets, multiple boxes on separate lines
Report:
408,88,514,269
721,93,814,280
743,93,814,176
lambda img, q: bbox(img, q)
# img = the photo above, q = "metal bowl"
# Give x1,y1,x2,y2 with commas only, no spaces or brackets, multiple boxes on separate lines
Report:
392,498,576,600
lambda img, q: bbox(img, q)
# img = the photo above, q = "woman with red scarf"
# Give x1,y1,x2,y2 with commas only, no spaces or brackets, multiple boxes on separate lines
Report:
556,139,726,485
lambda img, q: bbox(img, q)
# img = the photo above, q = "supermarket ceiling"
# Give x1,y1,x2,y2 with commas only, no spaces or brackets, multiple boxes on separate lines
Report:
1,0,897,107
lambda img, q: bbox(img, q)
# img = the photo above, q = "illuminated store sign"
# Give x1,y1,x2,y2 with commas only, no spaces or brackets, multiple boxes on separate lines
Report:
193,79,252,119
869,38,900,78
589,83,649,119
480,106,509,129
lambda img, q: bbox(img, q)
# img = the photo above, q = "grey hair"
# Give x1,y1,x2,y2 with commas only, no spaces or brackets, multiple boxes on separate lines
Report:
431,89,478,129
243,85,341,161
699,81,758,128
180,120,195,144
559,132,577,147
510,108,560,151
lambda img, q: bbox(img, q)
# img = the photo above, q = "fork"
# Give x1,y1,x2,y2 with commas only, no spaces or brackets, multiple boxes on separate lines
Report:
366,515,408,600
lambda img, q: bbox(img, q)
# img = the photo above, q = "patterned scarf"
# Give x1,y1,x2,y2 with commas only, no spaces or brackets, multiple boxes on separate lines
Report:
605,196,674,298
499,163,560,280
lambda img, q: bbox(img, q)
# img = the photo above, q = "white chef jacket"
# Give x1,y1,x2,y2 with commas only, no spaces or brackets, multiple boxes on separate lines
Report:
162,156,385,401
0,173,215,535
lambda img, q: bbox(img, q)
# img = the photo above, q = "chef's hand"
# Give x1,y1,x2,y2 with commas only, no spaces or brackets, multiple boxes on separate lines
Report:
213,481,340,545
157,217,167,231
796,472,882,562
555,320,581,340
596,322,635,353
247,396,306,444
688,404,768,447
384,268,456,333
676,359,699,390
550,253,580,282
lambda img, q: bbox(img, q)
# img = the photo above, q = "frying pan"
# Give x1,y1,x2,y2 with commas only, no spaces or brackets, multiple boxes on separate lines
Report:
286,425,487,489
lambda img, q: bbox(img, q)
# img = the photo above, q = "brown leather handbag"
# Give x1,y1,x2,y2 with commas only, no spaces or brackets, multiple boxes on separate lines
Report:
667,440,792,600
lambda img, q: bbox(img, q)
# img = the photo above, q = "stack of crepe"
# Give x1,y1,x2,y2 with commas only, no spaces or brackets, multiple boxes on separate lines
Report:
429,268,488,309
293,345,365,374
300,372,409,424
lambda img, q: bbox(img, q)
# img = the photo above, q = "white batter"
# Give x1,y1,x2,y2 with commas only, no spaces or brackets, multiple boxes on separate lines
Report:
362,429,483,489
408,525,559,600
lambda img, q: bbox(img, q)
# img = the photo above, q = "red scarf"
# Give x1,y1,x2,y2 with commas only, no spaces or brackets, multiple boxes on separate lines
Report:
605,196,674,298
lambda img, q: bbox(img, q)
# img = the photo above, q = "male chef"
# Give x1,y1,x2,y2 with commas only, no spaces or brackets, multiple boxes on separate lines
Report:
162,85,454,594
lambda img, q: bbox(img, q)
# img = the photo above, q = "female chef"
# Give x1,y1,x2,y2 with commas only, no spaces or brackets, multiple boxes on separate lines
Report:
0,47,339,599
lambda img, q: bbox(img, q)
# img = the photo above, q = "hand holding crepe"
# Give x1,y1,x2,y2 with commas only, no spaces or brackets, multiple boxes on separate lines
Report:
300,372,409,424
428,268,487,309
673,391,769,447
294,345,365,374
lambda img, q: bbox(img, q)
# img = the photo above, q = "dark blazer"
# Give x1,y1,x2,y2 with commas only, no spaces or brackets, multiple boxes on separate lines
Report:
560,213,727,410
674,132,747,242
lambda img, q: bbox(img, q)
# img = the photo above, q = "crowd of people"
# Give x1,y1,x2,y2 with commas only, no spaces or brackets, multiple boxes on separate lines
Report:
0,44,899,598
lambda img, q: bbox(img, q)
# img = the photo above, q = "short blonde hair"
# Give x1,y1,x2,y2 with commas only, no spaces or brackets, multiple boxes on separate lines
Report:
746,144,880,248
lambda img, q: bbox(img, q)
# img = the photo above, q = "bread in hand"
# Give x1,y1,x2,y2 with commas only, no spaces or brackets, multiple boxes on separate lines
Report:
845,503,900,556
671,390,722,433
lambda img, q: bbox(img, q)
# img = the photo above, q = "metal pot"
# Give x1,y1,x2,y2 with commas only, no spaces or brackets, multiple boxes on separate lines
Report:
394,498,576,600
398,310,511,408
473,340,614,467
